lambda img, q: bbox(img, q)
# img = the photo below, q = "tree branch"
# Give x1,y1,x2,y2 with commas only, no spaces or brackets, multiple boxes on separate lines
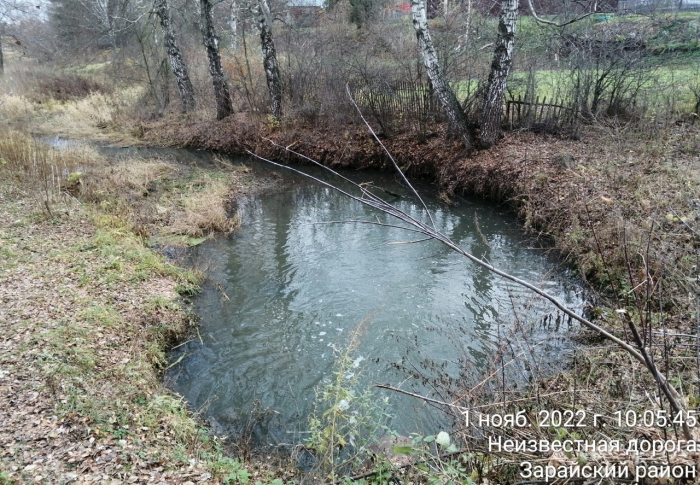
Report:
525,0,597,28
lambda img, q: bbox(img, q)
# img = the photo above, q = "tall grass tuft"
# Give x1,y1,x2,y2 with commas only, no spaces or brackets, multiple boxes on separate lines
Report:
0,129,101,217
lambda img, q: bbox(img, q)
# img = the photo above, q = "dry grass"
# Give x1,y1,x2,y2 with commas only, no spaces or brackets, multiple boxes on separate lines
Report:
164,175,241,238
0,63,145,144
0,127,241,244
0,93,34,124
37,88,145,142
0,129,102,217
76,160,241,243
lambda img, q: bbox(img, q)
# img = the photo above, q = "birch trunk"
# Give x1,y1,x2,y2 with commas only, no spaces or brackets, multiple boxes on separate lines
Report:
255,0,282,118
229,0,238,51
154,0,196,112
479,0,518,148
411,0,472,151
200,0,234,120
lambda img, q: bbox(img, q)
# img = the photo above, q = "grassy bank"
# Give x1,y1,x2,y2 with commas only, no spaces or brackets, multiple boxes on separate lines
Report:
0,126,287,483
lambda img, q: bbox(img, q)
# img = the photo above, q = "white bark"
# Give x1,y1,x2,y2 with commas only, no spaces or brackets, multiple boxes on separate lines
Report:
479,0,518,148
229,0,237,51
411,0,472,150
255,0,282,118
154,0,196,111
200,0,233,119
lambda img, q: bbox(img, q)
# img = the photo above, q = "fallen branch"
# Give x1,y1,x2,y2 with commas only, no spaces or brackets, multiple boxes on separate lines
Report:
247,88,691,439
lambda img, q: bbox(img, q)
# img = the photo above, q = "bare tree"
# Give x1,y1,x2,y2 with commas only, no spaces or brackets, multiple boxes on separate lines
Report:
411,0,472,151
1,0,46,74
479,0,518,148
255,0,281,118
200,0,233,119
153,0,195,111
48,0,136,59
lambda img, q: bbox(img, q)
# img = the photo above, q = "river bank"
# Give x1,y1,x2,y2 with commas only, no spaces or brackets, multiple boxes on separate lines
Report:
145,110,700,312
0,132,293,483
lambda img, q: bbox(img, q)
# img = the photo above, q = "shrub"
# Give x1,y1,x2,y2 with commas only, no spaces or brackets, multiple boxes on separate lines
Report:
35,72,110,102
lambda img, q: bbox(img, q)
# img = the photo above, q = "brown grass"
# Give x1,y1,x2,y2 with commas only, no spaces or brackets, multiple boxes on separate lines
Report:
0,128,102,217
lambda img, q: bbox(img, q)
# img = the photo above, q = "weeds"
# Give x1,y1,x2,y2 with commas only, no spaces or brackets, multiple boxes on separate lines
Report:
35,72,110,102
306,315,392,480
0,128,98,217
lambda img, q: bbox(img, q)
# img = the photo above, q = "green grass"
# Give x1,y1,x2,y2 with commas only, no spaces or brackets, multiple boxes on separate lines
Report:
80,304,121,328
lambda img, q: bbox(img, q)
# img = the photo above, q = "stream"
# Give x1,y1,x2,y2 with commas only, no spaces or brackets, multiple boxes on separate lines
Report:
42,136,587,451
161,152,587,449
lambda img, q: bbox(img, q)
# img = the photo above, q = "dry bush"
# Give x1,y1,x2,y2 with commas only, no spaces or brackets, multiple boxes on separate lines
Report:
35,72,111,102
2,65,111,103
0,94,34,124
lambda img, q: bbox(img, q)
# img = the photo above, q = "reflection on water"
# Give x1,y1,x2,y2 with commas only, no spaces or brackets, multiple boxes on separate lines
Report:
166,158,586,446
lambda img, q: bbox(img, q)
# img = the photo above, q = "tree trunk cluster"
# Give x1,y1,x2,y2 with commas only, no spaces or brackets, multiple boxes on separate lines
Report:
200,0,233,120
479,0,518,148
411,0,473,151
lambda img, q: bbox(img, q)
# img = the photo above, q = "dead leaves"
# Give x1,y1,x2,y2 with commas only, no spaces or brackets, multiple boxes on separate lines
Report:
0,195,223,483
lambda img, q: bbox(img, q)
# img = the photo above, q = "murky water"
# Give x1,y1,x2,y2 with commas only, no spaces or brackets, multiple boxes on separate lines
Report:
164,155,586,448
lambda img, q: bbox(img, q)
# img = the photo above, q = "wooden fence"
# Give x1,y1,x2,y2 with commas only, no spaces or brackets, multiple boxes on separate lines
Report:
349,84,580,136
505,95,577,132
350,80,443,136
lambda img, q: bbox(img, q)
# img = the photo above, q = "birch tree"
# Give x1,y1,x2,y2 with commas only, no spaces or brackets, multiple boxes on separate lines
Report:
153,0,195,111
411,0,472,151
200,0,233,119
255,0,281,118
479,0,518,148
229,0,237,50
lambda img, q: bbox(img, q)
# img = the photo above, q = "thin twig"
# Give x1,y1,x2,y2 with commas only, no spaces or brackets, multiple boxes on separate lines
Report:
250,96,691,438
345,83,437,231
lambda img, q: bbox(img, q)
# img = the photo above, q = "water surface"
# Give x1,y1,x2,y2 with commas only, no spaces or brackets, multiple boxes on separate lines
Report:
167,159,585,446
